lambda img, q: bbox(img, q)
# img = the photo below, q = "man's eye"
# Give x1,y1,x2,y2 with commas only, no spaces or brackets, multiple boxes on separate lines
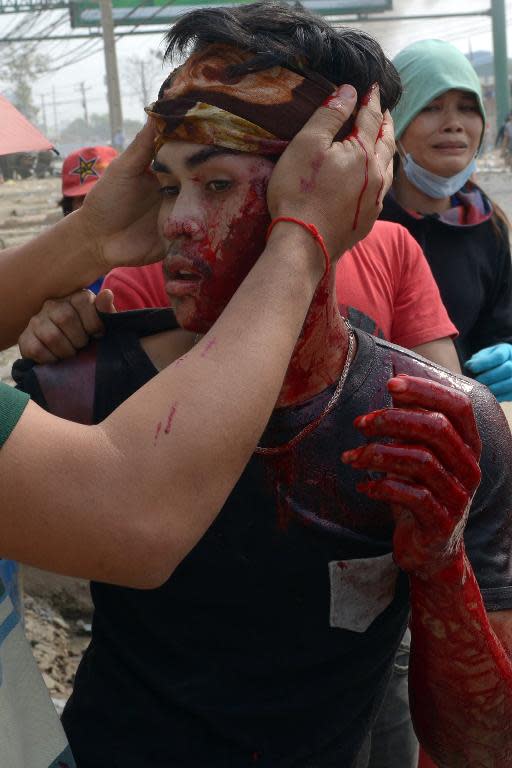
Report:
159,185,179,197
206,180,232,192
422,105,440,113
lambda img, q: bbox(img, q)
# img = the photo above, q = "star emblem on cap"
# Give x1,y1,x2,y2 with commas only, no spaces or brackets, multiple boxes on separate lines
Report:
70,155,100,184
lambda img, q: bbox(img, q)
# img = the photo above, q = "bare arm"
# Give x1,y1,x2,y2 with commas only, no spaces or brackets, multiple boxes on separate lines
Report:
1,85,394,589
0,120,162,349
2,235,322,588
410,560,512,767
412,338,462,374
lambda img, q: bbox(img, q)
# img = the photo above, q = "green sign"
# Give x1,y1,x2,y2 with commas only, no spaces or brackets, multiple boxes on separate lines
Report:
70,0,392,28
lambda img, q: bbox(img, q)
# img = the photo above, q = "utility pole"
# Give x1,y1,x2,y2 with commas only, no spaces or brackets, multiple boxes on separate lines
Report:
51,85,59,137
140,58,149,107
40,93,48,134
77,81,90,126
99,0,124,151
491,0,510,129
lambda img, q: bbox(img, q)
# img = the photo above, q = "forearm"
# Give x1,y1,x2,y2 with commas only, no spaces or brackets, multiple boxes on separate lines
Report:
0,227,322,587
412,338,462,374
0,212,101,348
409,550,512,767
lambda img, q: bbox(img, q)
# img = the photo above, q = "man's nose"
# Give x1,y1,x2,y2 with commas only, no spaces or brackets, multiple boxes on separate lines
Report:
161,193,205,241
162,216,203,240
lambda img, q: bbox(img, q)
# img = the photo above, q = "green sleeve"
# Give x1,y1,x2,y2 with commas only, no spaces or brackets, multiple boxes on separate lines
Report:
0,382,29,448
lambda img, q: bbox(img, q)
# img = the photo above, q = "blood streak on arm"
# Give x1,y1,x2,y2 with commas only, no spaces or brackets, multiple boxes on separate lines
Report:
200,338,217,357
164,401,178,434
153,401,178,445
409,554,512,766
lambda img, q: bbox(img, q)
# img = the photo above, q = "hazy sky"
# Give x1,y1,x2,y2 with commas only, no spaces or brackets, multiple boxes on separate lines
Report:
1,0,510,134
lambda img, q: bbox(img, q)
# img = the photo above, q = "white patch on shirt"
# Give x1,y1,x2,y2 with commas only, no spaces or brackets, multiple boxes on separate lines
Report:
328,552,398,633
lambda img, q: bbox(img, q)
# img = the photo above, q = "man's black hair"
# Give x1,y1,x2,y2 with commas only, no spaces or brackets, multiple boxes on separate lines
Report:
162,1,401,112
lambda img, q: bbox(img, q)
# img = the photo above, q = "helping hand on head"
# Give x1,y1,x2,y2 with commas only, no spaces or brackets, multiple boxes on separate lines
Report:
342,375,482,578
76,119,165,274
466,343,512,402
266,83,394,267
75,85,392,282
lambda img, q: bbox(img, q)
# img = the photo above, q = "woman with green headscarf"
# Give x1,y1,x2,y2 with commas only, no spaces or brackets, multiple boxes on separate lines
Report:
369,38,512,768
381,38,512,403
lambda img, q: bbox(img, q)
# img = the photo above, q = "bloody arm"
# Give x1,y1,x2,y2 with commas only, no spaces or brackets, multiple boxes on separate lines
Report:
342,375,512,767
409,551,512,767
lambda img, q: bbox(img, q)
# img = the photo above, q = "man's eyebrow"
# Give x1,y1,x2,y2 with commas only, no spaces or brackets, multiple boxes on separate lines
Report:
152,159,170,173
152,147,240,174
185,146,241,169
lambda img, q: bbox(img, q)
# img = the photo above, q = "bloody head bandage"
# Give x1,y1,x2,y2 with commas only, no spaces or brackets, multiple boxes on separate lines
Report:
146,44,340,156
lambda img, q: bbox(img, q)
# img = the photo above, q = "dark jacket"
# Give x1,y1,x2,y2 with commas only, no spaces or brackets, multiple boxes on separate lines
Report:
380,191,512,368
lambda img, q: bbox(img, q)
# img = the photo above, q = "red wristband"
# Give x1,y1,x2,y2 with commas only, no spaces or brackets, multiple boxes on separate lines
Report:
266,216,330,279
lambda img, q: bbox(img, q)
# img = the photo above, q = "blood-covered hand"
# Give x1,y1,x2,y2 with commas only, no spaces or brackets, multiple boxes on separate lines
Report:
267,83,394,263
341,375,482,577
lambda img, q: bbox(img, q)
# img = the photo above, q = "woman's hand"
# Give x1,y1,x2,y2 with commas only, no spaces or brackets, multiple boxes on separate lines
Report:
466,343,512,403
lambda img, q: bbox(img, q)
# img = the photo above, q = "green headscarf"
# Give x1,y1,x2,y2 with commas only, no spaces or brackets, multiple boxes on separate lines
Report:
392,39,486,141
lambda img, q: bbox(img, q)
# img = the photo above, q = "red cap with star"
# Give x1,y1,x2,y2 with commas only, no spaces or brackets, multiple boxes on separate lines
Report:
61,145,118,197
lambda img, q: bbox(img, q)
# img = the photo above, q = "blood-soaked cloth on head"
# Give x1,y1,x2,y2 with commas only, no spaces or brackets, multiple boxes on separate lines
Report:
145,43,340,155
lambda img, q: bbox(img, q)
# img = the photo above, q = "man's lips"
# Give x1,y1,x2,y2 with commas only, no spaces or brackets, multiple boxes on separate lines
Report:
163,255,209,297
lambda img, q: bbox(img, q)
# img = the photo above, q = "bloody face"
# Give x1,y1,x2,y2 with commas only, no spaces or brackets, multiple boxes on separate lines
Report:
155,141,274,332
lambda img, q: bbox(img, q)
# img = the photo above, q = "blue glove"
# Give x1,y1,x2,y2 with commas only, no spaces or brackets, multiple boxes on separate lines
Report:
466,343,512,402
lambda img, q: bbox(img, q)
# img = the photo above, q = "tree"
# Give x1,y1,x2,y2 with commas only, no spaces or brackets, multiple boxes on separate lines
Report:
0,48,49,123
59,113,142,146
123,51,164,109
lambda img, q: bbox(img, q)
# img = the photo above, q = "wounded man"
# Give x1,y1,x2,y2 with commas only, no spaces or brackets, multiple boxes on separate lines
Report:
15,4,512,767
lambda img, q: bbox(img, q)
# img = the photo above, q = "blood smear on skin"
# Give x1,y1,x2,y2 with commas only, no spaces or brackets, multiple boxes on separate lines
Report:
200,338,217,357
165,402,178,434
351,128,369,231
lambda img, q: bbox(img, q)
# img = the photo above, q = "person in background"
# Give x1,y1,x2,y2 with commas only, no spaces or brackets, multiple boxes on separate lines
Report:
381,39,512,404
376,37,512,768
500,112,512,165
59,145,118,293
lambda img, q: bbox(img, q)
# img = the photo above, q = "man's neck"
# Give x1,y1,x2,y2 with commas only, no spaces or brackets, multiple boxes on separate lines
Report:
142,278,350,410
276,271,349,408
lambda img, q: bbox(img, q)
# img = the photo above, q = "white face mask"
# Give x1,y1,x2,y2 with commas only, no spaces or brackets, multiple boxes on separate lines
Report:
398,144,477,199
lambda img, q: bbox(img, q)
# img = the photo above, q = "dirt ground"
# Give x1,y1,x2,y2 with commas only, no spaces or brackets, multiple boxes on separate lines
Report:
2,151,512,709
